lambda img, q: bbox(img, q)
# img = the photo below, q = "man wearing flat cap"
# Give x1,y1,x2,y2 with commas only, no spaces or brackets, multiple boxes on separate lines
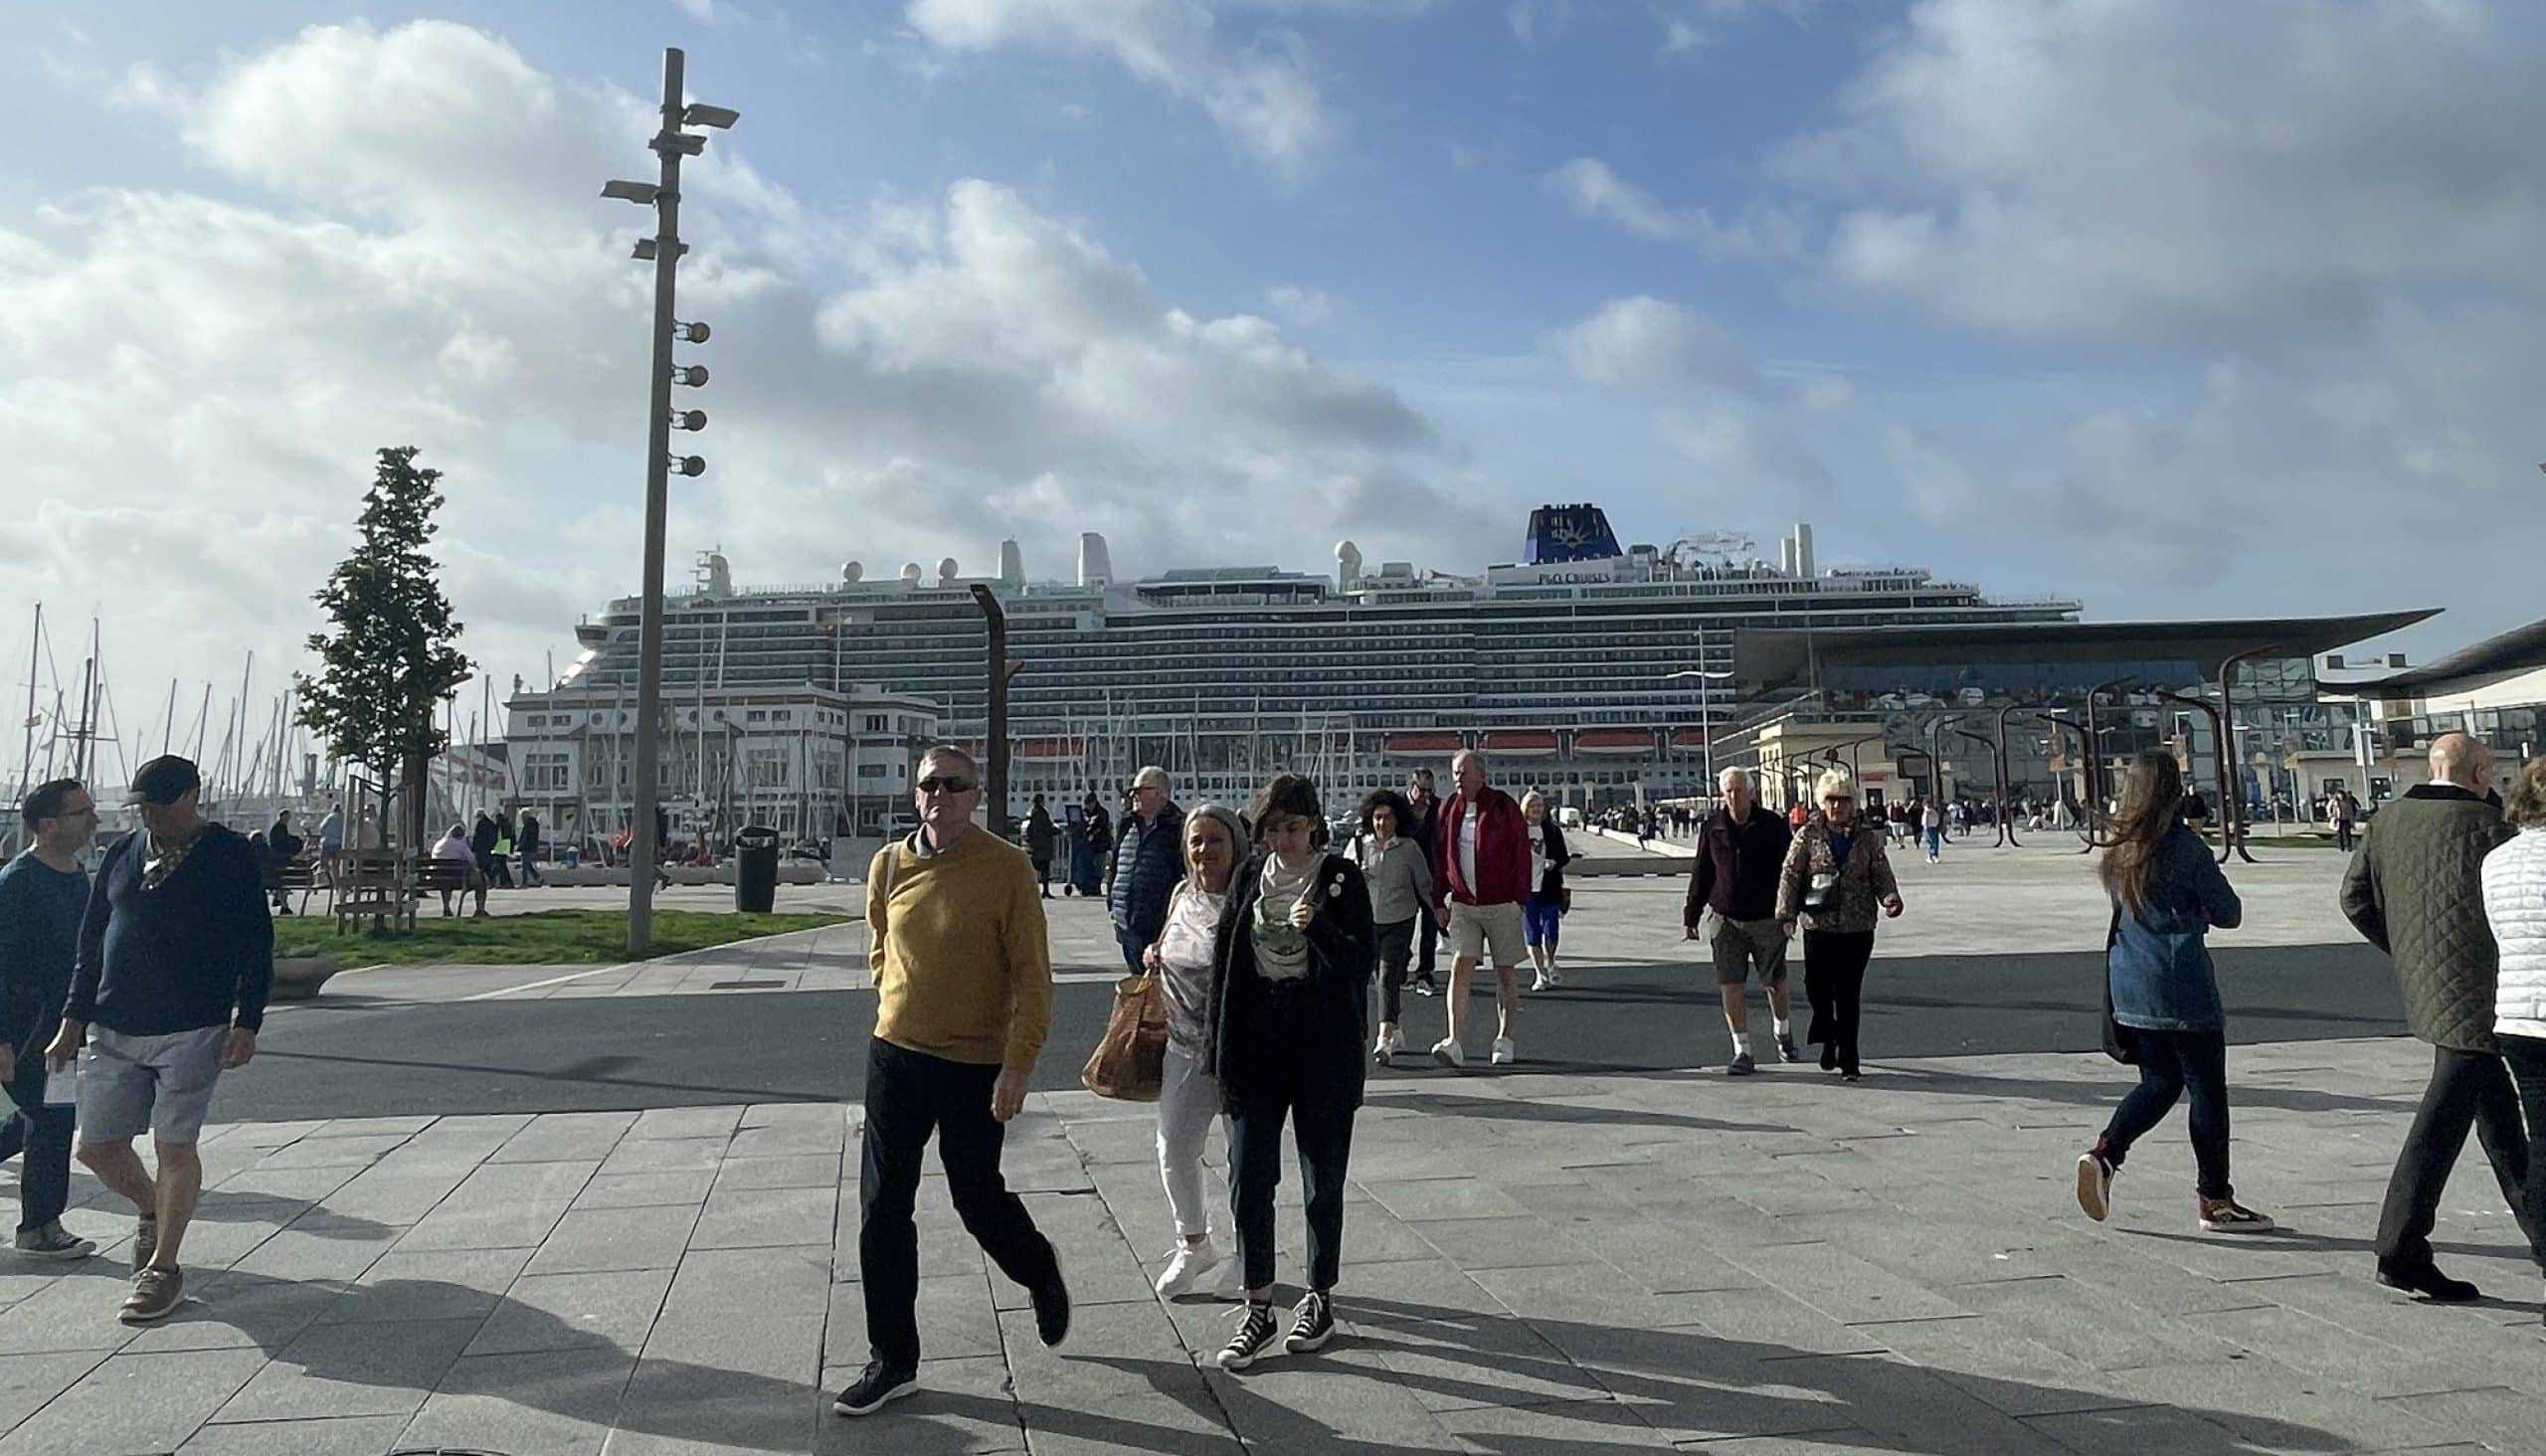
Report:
45,755,271,1325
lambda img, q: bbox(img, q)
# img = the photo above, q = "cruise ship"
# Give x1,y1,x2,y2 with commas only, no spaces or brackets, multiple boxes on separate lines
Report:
508,505,2081,842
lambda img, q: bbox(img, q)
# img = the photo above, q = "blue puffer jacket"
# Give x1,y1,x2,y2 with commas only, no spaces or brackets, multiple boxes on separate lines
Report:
1106,801,1186,942
2106,823,2243,1031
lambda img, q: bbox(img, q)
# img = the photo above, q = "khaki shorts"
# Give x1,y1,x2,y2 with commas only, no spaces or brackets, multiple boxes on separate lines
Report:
1706,913,1790,986
1446,900,1526,966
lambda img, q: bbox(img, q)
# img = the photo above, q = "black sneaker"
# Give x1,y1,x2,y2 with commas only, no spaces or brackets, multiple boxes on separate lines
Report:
1776,1034,1802,1064
2376,1260,2479,1303
1726,1051,1757,1076
1030,1250,1071,1348
832,1361,918,1416
1216,1301,1279,1370
1284,1290,1335,1354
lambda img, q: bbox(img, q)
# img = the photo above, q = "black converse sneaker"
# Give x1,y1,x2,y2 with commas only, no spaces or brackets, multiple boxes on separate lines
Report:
1283,1290,1335,1354
832,1361,918,1416
1215,1301,1279,1370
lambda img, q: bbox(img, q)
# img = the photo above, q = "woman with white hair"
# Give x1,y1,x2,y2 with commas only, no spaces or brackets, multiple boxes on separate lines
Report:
1142,802,1248,1300
1520,791,1573,992
1776,767,1904,1081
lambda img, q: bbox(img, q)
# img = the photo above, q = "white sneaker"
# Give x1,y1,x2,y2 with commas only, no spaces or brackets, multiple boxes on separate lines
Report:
1531,972,1550,992
1431,1037,1465,1069
1372,1027,1403,1066
1156,1238,1226,1298
1491,1037,1516,1065
1213,1254,1247,1300
1544,967,1561,988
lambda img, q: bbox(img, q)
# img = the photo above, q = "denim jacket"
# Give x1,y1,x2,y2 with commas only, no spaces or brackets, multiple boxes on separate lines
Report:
2105,823,2242,1031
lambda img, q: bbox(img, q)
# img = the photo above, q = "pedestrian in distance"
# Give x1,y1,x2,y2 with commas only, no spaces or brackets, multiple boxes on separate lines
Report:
516,809,545,887
1354,789,1433,1065
45,756,270,1324
1142,803,1248,1301
1776,769,1902,1082
1072,792,1111,898
0,780,102,1260
1920,798,1945,863
1687,767,1799,1076
2330,787,2360,852
1206,774,1373,1369
264,811,302,916
430,823,488,917
836,744,1069,1418
1403,769,1444,997
1428,750,1533,1067
1025,794,1058,898
2480,757,2546,1318
1521,791,1573,992
2341,731,2531,1302
2074,753,2273,1234
1105,767,1184,973
469,812,503,892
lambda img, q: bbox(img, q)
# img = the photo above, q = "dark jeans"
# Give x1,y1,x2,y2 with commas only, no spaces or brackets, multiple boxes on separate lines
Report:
0,1052,73,1232
2375,1043,2531,1271
1228,1095,1355,1294
2098,1026,2233,1199
2334,822,2355,851
2495,1034,2546,1272
1372,917,1416,1023
1415,902,1439,984
858,1038,1058,1368
1116,926,1148,974
1802,931,1875,1075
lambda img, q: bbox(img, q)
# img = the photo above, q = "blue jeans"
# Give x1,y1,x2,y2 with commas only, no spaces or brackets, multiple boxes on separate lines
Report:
1923,827,1943,857
1522,892,1563,949
0,1053,74,1232
2098,1026,2232,1200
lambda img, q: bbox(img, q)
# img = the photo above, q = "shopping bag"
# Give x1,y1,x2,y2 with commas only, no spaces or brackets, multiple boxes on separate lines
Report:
1081,974,1169,1102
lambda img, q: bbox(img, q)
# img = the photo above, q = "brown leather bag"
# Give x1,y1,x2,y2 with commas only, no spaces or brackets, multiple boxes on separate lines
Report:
1081,973,1169,1101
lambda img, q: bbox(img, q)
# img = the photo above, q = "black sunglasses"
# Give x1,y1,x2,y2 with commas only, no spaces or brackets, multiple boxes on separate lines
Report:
916,776,978,795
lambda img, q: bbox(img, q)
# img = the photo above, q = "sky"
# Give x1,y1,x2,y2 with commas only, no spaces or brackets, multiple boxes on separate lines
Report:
3,0,2541,779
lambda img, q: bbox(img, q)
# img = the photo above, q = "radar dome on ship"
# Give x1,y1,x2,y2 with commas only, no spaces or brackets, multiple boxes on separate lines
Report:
841,561,863,583
901,562,923,583
938,557,960,583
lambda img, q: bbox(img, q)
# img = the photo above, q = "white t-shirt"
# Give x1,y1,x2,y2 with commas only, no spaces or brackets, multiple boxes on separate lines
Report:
1459,808,1480,892
1527,822,1546,891
1155,884,1225,1051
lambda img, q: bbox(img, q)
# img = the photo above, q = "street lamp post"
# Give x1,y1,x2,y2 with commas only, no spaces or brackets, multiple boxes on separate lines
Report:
1665,668,1734,802
604,47,736,957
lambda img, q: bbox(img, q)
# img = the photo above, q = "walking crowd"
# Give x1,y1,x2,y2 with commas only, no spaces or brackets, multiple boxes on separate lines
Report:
5,728,2544,1431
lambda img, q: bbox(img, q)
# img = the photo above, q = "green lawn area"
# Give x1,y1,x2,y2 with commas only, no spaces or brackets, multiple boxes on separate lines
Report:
273,908,855,966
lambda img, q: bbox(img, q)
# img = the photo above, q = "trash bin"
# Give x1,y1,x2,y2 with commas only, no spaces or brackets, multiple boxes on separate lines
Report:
734,825,781,913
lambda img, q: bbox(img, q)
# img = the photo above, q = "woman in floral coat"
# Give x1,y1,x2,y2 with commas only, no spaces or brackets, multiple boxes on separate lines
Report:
1776,768,1905,1081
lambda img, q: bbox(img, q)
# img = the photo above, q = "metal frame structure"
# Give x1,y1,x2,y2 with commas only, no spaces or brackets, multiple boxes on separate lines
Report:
2152,686,2244,864
2212,643,2284,866
2030,712,2095,851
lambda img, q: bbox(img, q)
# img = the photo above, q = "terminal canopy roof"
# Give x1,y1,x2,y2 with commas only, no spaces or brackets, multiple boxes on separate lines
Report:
2338,614,2546,695
1732,611,2439,695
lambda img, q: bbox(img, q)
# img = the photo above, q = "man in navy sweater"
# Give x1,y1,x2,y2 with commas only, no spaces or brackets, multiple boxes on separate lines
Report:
0,779,102,1259
45,756,271,1324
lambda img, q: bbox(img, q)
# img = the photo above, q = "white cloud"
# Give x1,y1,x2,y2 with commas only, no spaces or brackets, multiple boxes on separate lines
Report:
1555,296,1757,392
1554,297,1836,508
905,0,1335,175
1545,156,1801,257
1265,283,1333,326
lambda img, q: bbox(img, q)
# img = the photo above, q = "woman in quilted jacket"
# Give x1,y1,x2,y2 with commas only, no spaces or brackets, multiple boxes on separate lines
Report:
2483,757,2546,1294
1775,767,1903,1082
2075,752,2274,1235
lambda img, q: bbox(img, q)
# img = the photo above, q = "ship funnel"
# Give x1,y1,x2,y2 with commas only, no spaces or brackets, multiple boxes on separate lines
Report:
704,551,733,596
999,539,1023,586
1794,521,1815,579
1335,540,1363,591
1078,531,1113,588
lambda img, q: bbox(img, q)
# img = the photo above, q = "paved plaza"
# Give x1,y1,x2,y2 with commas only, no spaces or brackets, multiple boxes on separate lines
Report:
6,842,2545,1453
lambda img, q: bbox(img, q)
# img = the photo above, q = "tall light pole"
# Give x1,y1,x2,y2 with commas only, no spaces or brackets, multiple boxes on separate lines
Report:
604,47,736,956
1665,668,1734,798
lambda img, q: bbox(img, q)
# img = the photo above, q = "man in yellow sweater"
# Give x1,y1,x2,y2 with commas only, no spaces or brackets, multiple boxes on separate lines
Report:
837,745,1070,1418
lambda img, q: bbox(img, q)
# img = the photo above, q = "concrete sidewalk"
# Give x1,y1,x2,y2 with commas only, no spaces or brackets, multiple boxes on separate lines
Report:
0,1033,2541,1453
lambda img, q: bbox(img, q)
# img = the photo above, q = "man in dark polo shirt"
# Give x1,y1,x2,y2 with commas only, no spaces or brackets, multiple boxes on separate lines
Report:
1686,767,1798,1075
45,756,270,1324
0,779,101,1259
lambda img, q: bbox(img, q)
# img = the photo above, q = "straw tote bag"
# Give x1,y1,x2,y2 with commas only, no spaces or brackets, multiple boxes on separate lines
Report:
1081,973,1169,1101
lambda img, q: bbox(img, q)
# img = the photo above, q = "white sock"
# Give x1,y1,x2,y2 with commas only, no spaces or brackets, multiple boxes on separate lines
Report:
1731,1031,1752,1056
1772,1016,1792,1038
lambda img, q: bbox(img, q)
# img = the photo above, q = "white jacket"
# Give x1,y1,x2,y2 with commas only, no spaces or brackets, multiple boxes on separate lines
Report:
2485,827,2546,1027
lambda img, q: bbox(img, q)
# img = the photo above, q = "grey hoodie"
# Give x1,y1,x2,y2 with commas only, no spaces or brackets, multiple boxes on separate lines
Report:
1354,832,1434,925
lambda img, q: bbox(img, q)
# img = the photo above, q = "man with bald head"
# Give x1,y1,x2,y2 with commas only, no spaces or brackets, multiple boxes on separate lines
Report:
2342,731,2530,1302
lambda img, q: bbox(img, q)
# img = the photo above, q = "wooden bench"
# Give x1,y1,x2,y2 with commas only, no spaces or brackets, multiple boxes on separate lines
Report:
259,853,326,918
411,856,480,925
331,851,409,936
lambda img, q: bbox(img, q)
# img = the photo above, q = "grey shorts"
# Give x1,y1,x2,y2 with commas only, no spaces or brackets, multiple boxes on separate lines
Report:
1706,914,1791,987
77,1025,228,1146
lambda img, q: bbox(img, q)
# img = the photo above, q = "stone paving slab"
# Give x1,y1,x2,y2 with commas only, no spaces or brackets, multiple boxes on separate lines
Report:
3,1036,2546,1451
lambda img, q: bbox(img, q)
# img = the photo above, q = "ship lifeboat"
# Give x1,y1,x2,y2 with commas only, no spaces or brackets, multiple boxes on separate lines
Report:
1668,728,1711,751
1573,729,1654,756
1481,730,1557,757
1013,737,1086,762
1385,732,1466,756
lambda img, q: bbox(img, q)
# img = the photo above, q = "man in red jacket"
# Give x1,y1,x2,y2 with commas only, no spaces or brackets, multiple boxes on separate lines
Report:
1429,750,1533,1067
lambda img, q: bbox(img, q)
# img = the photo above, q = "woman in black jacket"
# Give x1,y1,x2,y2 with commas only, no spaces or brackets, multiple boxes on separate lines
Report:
1520,791,1573,991
1204,774,1374,1371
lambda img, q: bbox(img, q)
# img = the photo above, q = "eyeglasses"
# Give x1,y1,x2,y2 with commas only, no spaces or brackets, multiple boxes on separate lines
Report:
1821,796,1854,806
916,777,978,796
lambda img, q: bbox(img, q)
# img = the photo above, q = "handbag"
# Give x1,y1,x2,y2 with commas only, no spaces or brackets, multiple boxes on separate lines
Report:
2099,902,2139,1065
1081,973,1169,1101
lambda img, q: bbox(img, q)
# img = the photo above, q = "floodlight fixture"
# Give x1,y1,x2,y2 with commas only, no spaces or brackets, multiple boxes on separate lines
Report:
683,102,740,128
601,180,659,204
671,455,705,477
672,364,709,387
657,131,706,156
675,320,711,343
671,409,706,431
632,238,690,261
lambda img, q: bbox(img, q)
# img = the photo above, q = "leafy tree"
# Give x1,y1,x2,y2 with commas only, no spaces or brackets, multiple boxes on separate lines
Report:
295,447,473,852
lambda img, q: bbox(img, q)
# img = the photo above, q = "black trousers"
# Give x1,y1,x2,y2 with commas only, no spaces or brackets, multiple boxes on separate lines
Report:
2098,1026,2233,1200
1372,917,1416,1023
2495,1034,2546,1272
1228,1095,1355,1294
1415,902,1439,983
0,1052,73,1232
858,1038,1058,1368
2375,1043,2532,1271
1802,931,1875,1075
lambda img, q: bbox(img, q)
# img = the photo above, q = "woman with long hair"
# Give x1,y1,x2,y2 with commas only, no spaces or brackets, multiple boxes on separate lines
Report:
1142,803,1248,1299
1353,789,1432,1066
2077,752,2273,1233
1205,775,1374,1370
1520,791,1573,991
1775,768,1903,1081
